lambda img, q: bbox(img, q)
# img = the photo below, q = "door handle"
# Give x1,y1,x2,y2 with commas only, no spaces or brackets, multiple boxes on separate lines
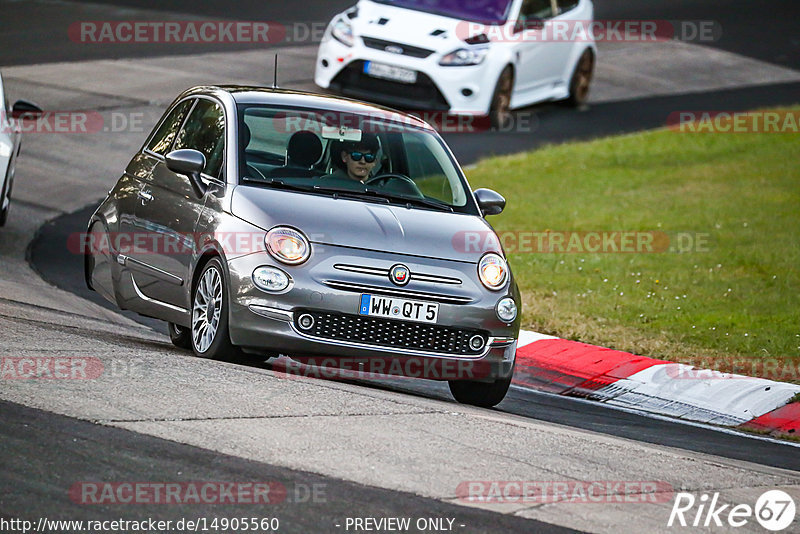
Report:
138,190,154,203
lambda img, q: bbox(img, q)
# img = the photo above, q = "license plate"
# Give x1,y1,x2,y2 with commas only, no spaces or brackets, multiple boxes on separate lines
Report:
359,294,438,323
363,61,418,84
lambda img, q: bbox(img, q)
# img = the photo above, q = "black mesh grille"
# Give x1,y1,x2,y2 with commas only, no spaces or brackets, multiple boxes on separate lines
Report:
362,37,435,59
295,310,487,355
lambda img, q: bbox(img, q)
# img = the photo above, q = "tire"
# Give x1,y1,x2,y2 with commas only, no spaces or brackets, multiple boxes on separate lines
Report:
190,258,241,360
168,322,192,350
489,67,514,130
449,374,513,408
564,49,594,107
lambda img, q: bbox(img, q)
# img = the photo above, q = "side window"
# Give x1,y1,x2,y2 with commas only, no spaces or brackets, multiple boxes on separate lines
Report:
173,99,226,178
147,99,194,156
520,0,554,20
557,0,579,14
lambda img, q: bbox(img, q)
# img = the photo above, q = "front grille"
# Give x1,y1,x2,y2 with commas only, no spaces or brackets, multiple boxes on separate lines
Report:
362,36,435,59
295,310,488,355
333,264,462,285
323,280,472,304
331,61,450,111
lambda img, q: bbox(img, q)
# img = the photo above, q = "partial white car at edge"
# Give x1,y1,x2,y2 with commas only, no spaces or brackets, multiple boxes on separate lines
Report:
315,0,596,127
0,71,42,226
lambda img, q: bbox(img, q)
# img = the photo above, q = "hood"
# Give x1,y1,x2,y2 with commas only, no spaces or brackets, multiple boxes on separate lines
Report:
231,186,502,263
351,1,475,52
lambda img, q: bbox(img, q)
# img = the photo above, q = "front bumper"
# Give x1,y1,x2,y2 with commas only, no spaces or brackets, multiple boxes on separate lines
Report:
226,248,519,381
314,36,499,115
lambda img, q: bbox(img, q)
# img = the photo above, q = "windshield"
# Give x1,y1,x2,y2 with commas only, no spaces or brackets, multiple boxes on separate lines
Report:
237,104,478,214
371,0,513,23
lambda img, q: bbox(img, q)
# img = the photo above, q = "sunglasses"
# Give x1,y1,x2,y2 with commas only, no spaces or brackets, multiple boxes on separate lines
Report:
349,151,376,163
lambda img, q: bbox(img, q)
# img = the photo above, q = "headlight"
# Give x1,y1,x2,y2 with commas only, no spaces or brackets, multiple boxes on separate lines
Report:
0,142,11,158
496,297,517,323
478,253,508,290
331,16,355,47
439,47,489,66
253,266,291,292
265,227,311,265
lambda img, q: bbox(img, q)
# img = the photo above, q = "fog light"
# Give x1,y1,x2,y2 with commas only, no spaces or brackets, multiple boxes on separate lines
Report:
298,313,315,330
496,297,517,323
469,335,486,351
252,266,290,292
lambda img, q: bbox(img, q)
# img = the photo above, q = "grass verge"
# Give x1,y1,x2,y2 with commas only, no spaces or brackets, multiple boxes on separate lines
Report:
469,108,800,381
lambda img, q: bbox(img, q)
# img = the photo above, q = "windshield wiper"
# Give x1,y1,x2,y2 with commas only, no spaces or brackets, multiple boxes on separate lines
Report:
362,189,455,212
242,177,317,193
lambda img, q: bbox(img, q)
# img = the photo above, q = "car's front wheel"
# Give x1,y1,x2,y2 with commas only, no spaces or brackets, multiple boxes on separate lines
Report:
191,258,241,360
449,374,513,408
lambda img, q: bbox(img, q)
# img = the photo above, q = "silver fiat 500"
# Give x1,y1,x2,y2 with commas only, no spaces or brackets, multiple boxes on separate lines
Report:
86,86,520,406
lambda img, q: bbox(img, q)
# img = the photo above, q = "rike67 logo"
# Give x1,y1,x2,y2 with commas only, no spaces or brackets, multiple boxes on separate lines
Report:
668,490,796,531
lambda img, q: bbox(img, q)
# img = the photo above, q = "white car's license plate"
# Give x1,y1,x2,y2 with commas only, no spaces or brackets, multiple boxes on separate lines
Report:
359,294,438,323
363,61,418,84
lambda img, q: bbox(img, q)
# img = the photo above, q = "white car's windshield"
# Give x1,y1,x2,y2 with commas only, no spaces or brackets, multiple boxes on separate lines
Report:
237,105,477,214
372,0,513,23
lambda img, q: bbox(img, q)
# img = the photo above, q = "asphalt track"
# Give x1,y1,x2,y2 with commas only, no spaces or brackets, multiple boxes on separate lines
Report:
1,400,574,534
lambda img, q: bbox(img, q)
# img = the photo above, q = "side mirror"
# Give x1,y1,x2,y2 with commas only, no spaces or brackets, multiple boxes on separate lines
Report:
513,17,545,33
166,149,208,198
11,100,43,119
473,188,506,216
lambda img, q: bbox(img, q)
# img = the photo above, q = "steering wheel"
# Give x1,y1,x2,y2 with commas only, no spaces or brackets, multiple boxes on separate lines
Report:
365,174,424,198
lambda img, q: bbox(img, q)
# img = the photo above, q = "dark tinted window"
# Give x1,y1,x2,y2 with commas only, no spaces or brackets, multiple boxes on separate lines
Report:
173,99,225,178
520,0,553,20
557,0,579,14
147,99,193,156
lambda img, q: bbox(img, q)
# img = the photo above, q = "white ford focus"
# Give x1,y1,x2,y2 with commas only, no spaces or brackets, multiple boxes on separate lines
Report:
315,0,596,127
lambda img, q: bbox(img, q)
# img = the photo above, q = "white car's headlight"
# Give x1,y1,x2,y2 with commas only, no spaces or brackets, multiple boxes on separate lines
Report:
478,253,508,290
439,47,490,66
331,16,355,47
265,227,311,265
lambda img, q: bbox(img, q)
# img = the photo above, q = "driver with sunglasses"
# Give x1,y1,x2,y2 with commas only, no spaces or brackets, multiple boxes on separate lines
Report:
322,133,380,185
